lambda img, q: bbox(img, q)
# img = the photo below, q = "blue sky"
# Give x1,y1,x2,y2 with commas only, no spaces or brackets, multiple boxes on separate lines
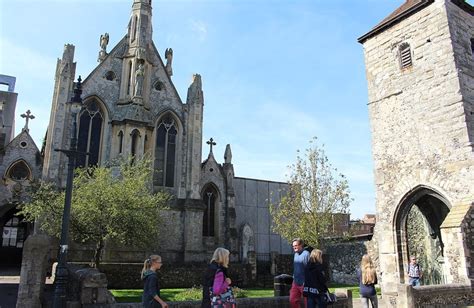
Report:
0,0,415,219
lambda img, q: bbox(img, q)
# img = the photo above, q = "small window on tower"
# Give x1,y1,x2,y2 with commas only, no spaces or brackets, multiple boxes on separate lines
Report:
471,38,474,58
399,43,412,69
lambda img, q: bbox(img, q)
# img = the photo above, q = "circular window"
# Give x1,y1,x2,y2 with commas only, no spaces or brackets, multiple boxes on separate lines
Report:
105,71,116,81
209,168,214,172
153,80,164,91
20,141,27,148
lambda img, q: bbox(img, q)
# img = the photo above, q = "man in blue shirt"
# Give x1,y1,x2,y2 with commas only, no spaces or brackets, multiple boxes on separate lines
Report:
290,238,310,308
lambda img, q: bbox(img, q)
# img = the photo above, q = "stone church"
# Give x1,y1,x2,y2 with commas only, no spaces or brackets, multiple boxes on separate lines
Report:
359,0,473,306
0,0,291,265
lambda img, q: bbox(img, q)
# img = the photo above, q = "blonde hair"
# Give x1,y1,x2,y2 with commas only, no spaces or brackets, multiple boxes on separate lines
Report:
140,254,161,279
361,254,377,284
309,249,323,264
211,247,230,268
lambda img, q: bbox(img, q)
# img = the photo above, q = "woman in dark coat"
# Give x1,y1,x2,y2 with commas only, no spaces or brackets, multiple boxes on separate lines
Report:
303,249,329,308
141,255,168,308
201,247,233,308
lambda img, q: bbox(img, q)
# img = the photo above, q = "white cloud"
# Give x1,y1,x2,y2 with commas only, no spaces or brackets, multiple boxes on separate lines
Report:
189,19,208,41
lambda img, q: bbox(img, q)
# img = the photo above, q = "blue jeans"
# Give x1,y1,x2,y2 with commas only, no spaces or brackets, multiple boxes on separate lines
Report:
409,277,420,286
307,295,327,308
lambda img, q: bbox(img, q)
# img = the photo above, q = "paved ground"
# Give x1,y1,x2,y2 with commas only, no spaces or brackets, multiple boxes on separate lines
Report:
0,266,20,308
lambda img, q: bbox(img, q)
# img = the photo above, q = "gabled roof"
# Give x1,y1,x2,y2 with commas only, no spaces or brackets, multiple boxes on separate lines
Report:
358,0,434,44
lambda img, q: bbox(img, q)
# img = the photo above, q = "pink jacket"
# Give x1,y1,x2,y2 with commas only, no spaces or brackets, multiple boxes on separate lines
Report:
212,271,229,295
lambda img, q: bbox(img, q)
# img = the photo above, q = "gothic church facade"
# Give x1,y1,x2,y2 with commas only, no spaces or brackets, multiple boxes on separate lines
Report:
37,0,290,263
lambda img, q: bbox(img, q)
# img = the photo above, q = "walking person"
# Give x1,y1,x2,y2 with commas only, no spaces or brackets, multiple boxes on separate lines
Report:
358,254,378,308
141,255,168,308
303,249,329,308
201,247,235,308
290,238,310,308
408,255,422,286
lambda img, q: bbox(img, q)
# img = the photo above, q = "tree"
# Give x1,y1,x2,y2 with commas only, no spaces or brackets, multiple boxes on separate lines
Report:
19,157,170,268
269,138,352,248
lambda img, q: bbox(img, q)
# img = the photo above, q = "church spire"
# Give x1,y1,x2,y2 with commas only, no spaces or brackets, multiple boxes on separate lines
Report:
128,0,153,50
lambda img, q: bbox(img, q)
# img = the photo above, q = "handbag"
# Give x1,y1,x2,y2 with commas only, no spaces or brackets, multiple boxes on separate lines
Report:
324,291,337,305
210,286,236,308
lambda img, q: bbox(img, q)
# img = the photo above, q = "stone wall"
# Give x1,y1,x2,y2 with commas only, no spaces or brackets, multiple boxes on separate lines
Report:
99,262,252,289
412,284,474,307
272,238,376,285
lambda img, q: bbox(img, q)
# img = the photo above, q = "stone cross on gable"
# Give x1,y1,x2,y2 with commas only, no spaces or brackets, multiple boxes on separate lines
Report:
206,137,216,154
20,109,35,131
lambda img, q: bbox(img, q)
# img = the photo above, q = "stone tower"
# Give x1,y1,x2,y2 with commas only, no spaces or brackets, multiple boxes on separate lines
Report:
359,0,473,305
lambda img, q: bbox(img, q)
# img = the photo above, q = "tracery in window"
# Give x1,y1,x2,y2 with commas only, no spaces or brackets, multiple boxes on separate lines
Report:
154,114,177,187
7,161,31,181
76,100,104,168
202,185,218,237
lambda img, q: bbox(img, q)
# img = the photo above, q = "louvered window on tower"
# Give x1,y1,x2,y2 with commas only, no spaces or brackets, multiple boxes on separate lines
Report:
399,43,412,69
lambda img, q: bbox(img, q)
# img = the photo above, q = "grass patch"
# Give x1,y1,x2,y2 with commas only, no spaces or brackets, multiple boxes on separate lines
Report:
111,284,381,303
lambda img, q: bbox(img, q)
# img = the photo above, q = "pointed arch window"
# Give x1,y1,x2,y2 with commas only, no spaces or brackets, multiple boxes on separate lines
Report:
203,185,218,237
131,129,140,157
118,131,124,154
76,100,104,168
7,161,31,181
154,115,177,187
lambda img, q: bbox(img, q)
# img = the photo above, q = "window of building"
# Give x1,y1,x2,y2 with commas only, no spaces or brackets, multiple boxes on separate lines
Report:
105,71,116,81
154,115,177,187
127,61,133,96
7,161,31,181
76,100,104,168
118,131,123,154
399,42,412,69
202,186,217,237
131,129,140,157
2,217,25,248
153,80,164,91
471,38,474,58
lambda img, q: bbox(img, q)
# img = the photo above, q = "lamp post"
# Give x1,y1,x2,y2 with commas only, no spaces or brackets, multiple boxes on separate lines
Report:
52,76,84,308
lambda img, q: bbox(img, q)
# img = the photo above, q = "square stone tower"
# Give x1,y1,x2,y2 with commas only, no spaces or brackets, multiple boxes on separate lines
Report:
359,0,473,305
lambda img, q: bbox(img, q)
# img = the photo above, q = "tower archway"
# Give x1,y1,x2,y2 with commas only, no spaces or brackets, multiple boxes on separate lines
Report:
394,186,450,285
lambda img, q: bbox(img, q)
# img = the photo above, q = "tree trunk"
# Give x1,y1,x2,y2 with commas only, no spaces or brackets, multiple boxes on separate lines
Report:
93,238,104,268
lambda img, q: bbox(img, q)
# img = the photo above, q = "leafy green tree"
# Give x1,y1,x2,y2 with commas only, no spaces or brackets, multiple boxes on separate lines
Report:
19,157,170,268
269,138,352,248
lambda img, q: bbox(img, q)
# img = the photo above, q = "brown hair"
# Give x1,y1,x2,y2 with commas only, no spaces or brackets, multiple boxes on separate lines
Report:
360,254,377,284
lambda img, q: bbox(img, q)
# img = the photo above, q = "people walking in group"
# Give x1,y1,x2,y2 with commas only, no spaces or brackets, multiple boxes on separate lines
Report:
141,255,168,308
201,247,235,308
290,238,310,308
358,254,378,308
408,255,422,286
303,249,329,308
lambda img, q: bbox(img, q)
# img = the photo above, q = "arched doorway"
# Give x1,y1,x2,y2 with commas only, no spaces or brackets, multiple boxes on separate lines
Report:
0,206,30,266
394,186,450,285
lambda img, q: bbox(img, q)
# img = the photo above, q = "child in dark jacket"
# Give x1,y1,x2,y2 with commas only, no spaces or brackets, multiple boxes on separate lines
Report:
141,255,168,308
303,249,329,308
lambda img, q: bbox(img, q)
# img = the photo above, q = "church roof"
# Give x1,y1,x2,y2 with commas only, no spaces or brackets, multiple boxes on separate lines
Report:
357,0,434,43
